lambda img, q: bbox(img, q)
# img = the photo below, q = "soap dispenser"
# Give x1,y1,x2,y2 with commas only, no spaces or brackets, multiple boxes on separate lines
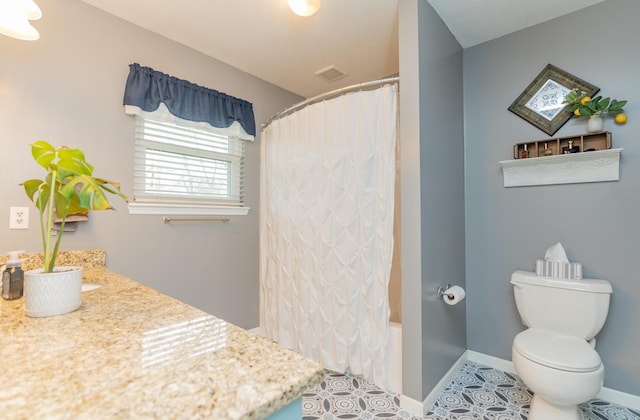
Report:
2,251,25,300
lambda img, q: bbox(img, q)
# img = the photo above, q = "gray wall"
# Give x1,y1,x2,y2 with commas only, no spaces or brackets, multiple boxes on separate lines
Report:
0,0,302,329
6,0,634,402
400,0,466,401
464,0,640,395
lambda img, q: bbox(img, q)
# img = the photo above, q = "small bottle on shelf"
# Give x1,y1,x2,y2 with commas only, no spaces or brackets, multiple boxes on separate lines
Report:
562,140,580,154
521,144,528,159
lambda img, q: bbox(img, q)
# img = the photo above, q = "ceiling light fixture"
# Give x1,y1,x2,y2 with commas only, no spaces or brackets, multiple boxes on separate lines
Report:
0,0,42,41
288,0,322,17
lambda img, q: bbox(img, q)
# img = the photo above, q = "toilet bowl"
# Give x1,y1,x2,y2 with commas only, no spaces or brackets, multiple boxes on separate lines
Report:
510,271,612,420
513,328,604,420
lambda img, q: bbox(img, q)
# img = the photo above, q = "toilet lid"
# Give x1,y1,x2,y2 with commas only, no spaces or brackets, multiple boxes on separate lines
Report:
513,329,601,372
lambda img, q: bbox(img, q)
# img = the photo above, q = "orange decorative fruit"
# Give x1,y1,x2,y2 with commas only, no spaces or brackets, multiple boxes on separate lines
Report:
580,96,591,106
574,109,581,116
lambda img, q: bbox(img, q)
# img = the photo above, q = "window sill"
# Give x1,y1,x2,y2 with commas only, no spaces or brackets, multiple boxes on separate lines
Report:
128,202,250,216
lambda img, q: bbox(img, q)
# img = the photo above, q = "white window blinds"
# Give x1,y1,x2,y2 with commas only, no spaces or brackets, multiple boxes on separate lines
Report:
133,115,245,207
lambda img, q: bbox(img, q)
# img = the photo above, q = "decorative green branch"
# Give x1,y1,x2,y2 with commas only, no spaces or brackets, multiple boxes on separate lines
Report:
563,89,628,120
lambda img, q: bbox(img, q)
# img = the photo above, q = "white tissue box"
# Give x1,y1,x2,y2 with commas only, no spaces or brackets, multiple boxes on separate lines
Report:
535,259,582,279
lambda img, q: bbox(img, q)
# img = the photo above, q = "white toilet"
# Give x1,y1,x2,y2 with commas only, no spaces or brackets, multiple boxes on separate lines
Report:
511,270,612,420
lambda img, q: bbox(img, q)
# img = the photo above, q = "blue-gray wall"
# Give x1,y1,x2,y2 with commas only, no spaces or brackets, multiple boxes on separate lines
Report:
4,0,636,401
400,0,466,401
464,0,640,395
0,0,302,329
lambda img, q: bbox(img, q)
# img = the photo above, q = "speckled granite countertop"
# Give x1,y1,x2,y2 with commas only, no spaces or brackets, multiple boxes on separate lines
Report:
0,251,323,419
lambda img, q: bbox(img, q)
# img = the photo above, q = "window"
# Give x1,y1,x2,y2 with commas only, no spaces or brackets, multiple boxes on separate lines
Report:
122,63,256,216
130,114,249,215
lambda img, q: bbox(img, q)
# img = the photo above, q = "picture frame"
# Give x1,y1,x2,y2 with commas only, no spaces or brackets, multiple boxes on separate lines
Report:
508,64,599,135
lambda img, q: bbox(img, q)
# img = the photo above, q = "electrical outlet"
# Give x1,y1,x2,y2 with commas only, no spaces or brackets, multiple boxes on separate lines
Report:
9,207,29,229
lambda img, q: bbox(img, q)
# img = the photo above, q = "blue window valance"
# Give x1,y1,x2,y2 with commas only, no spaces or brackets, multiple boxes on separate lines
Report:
123,63,256,136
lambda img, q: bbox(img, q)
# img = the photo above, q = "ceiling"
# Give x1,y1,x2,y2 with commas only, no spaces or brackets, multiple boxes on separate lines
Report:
80,0,606,98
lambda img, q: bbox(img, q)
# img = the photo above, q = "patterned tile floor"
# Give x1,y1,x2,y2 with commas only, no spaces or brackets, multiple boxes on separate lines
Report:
302,361,640,419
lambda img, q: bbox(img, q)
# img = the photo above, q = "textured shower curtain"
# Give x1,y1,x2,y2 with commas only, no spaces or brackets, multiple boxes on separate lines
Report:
260,84,397,390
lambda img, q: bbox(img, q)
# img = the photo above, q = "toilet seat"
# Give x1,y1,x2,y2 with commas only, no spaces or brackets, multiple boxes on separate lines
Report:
513,328,601,372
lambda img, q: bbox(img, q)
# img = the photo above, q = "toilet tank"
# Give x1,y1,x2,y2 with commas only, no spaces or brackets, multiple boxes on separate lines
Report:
511,270,612,340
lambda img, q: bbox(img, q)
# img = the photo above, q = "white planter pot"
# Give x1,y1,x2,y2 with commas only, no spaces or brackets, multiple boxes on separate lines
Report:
587,115,604,132
24,267,83,317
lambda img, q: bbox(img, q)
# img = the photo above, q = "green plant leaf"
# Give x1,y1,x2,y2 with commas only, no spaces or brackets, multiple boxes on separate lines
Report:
59,175,123,211
566,104,579,112
22,179,49,213
609,103,622,113
563,91,580,104
54,192,69,221
578,105,593,116
31,141,56,171
589,100,603,113
94,178,126,200
599,97,611,110
58,147,94,176
22,179,43,201
608,100,627,113
34,186,49,213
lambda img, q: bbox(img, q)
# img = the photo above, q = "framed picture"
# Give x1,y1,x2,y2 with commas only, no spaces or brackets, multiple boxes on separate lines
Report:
508,64,599,135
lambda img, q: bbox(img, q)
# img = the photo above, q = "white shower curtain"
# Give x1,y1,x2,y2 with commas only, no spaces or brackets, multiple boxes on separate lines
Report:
260,84,397,390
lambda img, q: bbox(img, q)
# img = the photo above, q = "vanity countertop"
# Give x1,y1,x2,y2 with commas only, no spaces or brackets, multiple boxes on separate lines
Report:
0,263,323,419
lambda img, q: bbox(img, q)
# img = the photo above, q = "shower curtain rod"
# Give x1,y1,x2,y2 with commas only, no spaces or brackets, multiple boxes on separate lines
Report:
262,76,400,129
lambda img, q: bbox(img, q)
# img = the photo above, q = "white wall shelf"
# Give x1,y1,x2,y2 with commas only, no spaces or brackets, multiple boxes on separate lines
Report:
499,148,623,187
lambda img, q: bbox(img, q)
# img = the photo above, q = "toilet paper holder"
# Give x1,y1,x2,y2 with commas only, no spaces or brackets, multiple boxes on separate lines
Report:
437,284,453,299
438,284,466,305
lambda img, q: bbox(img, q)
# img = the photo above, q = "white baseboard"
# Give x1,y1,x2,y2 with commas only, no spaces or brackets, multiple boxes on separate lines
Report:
399,394,424,417
466,351,640,411
593,385,640,411
399,351,467,417
421,351,468,414
466,350,516,374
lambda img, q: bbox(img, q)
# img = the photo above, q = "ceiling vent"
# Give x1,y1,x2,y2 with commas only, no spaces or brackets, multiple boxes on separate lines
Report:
314,65,347,82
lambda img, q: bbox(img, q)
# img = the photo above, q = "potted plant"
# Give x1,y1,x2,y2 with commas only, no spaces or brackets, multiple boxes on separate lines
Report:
21,140,127,317
563,89,628,132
